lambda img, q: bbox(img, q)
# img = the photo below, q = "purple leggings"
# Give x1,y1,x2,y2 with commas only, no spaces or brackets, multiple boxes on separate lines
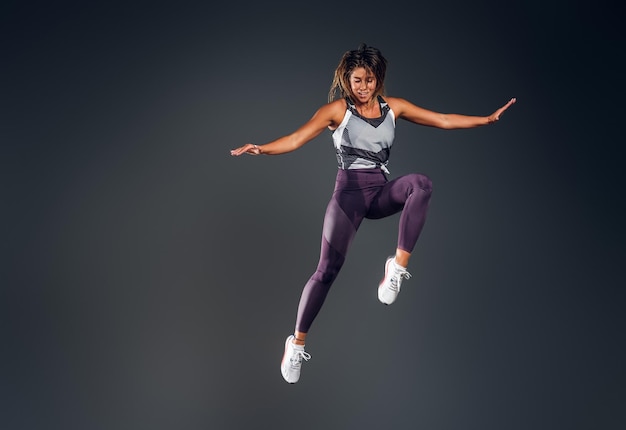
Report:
295,169,433,333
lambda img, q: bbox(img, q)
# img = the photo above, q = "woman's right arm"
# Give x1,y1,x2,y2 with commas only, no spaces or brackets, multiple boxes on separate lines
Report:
230,100,344,156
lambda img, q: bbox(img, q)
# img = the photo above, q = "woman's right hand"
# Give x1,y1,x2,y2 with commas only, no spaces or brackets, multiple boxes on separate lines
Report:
230,144,261,156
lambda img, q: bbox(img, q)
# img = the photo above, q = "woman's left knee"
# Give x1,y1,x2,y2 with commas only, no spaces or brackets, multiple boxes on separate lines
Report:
409,173,433,194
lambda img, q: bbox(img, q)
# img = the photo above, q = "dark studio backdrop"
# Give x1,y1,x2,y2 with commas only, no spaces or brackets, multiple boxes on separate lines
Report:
2,1,624,429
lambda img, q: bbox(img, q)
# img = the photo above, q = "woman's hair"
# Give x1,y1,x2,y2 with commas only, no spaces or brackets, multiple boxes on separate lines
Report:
328,43,388,103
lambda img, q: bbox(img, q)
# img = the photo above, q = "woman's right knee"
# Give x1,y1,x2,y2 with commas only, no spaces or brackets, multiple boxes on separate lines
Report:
311,267,341,285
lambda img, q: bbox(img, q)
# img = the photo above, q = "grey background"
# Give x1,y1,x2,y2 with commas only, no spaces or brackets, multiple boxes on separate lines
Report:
2,1,624,429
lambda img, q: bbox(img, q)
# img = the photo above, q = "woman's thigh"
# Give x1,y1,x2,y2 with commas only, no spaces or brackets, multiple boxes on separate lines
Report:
366,173,431,219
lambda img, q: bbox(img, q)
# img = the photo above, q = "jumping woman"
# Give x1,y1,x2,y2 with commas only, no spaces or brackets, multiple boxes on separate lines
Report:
230,44,516,383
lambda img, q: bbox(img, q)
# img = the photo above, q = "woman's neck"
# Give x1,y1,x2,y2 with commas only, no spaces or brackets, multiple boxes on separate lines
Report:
354,97,380,118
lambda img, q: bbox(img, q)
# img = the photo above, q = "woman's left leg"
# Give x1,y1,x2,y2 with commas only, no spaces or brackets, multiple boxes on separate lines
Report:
369,172,433,254
368,173,433,303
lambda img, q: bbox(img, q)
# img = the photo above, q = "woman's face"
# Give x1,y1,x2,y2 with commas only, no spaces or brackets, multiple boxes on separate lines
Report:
349,67,377,104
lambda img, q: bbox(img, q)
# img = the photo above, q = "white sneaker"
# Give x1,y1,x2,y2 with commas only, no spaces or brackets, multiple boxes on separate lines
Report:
280,335,311,384
378,256,411,305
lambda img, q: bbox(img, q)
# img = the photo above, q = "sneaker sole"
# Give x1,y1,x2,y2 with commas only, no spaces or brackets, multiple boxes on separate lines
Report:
281,336,298,384
378,257,395,305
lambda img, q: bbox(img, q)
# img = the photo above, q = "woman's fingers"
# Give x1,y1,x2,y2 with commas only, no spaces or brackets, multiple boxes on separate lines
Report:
230,144,255,156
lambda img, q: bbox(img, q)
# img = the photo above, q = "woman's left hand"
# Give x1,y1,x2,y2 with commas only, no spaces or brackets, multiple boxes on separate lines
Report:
488,97,516,123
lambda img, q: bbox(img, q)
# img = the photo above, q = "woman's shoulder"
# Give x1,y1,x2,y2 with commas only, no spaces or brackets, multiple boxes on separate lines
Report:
384,96,411,114
319,98,348,116
320,99,349,130
326,98,348,109
383,96,406,105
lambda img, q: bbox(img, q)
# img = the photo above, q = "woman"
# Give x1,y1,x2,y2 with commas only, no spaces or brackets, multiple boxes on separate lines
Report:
230,44,516,383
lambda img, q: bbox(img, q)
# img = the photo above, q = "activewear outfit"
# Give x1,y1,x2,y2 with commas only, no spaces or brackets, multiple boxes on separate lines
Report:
296,96,433,333
281,96,433,383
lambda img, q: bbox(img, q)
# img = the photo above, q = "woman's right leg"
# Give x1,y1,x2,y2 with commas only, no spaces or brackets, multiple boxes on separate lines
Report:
281,189,365,383
281,170,382,383
295,192,364,334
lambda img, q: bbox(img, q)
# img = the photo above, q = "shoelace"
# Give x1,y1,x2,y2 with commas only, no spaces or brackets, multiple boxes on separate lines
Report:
389,268,411,292
289,350,311,368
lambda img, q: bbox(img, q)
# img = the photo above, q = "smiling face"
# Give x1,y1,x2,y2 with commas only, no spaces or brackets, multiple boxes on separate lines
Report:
329,44,388,104
349,67,378,105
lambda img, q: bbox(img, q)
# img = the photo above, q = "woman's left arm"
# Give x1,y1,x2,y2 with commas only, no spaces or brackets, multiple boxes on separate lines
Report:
388,97,516,129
